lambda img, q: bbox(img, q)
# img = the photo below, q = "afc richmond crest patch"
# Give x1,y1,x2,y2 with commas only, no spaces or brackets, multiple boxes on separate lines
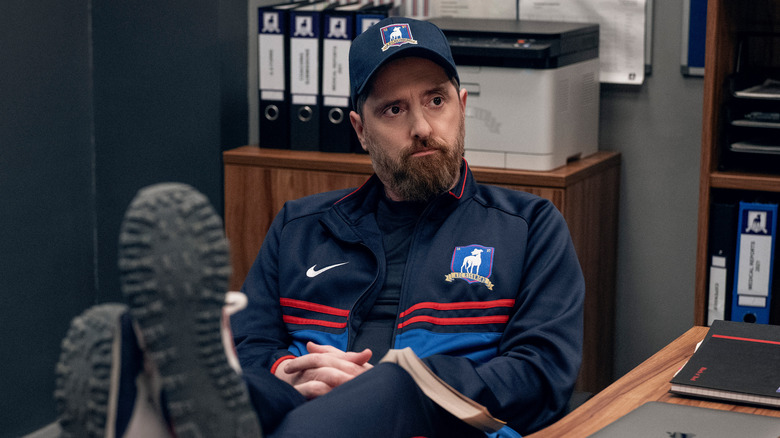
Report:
445,245,495,290
380,23,417,52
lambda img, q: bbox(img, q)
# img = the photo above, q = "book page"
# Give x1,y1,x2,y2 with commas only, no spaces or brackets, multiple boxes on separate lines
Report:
380,348,506,433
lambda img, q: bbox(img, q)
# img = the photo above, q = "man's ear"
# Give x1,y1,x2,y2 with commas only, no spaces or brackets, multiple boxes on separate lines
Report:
459,87,468,111
349,111,367,152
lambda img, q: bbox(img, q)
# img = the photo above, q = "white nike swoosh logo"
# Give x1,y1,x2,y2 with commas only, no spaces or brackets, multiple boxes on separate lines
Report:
306,262,349,278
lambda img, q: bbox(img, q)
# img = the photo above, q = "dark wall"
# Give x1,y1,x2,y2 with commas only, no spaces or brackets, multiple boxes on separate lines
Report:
0,1,247,436
0,2,95,435
220,0,252,150
92,0,225,301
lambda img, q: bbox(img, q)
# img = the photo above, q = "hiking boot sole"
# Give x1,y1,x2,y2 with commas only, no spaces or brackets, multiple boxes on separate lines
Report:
118,183,261,438
55,303,129,438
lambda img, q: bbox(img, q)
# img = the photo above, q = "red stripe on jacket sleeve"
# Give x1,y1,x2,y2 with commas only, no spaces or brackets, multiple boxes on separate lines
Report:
270,355,297,374
283,315,348,329
280,297,350,317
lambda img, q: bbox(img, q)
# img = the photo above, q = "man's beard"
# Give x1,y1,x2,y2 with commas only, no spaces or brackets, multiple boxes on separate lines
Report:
364,117,465,202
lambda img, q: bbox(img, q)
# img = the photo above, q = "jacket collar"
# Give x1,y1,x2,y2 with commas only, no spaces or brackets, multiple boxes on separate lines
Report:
324,159,475,233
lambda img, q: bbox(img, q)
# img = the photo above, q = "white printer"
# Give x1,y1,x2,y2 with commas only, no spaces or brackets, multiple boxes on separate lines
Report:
428,18,600,171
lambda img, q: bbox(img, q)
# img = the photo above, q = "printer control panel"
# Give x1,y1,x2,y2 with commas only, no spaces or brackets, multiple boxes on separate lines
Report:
448,36,549,51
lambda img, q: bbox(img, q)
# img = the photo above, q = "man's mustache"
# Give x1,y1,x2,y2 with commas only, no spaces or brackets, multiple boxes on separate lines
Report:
403,139,447,158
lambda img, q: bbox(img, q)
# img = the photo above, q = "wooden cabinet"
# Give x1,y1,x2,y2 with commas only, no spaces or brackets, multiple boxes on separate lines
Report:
694,0,780,326
223,145,620,393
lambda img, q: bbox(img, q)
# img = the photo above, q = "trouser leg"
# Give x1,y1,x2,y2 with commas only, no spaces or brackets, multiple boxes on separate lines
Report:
242,370,307,434
269,362,484,438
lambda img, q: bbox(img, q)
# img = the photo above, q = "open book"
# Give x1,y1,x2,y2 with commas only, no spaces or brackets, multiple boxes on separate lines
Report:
379,348,506,433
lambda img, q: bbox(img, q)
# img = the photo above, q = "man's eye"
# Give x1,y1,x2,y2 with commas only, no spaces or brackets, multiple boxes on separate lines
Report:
432,96,443,106
385,106,401,115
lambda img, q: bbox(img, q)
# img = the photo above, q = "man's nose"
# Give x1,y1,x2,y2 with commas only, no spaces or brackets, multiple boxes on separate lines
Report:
409,106,432,141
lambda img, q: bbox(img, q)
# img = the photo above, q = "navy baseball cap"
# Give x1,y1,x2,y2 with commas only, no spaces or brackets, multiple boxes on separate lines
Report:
349,17,459,109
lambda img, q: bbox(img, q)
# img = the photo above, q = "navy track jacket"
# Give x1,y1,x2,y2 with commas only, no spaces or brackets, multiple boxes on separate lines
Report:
232,161,585,433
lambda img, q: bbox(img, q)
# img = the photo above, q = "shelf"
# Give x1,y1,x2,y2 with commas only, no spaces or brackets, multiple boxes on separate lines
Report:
694,0,780,327
709,171,780,192
731,120,780,129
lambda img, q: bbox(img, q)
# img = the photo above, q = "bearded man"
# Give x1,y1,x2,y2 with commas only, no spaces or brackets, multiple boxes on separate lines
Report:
229,16,585,437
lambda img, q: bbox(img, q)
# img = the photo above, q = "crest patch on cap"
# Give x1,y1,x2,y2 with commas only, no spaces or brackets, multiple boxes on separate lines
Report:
380,23,417,52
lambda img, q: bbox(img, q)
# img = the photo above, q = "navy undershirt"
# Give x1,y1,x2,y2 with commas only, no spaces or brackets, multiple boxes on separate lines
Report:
352,195,426,364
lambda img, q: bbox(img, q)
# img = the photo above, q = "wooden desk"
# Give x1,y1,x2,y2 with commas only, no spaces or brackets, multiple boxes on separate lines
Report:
527,326,780,437
223,146,620,394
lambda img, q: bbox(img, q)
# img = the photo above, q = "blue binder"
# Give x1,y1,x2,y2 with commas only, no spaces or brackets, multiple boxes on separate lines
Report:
731,202,777,324
681,0,707,76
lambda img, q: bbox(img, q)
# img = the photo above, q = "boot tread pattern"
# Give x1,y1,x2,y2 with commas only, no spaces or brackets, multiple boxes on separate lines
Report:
119,183,261,438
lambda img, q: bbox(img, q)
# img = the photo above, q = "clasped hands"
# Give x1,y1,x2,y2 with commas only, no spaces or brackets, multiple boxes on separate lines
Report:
273,342,373,399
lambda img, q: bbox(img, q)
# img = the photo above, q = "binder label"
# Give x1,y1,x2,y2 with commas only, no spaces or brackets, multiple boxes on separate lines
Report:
323,14,353,99
736,209,774,300
259,11,287,92
290,38,319,95
323,35,351,97
261,90,284,101
708,255,727,324
259,34,285,92
290,13,320,96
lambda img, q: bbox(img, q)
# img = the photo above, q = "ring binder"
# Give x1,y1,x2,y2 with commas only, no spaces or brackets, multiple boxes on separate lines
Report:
258,2,306,149
288,1,332,151
731,202,777,324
